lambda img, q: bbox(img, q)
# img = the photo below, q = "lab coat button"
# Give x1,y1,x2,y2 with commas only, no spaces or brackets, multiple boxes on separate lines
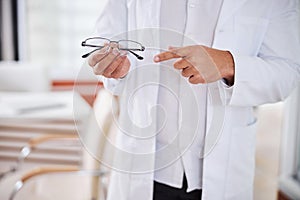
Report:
218,29,225,33
189,4,195,8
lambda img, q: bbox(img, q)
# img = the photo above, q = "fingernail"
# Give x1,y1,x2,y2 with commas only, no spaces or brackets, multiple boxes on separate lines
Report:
154,56,160,62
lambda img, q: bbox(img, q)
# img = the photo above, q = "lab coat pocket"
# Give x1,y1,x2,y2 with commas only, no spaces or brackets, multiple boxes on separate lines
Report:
225,120,257,199
234,16,269,56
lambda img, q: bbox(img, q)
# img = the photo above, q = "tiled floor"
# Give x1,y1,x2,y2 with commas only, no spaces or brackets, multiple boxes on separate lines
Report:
254,103,283,200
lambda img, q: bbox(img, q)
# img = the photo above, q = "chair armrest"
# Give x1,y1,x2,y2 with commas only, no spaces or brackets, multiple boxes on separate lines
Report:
22,134,79,160
9,166,108,200
9,166,78,200
0,134,80,181
28,134,79,149
18,134,80,166
21,166,79,183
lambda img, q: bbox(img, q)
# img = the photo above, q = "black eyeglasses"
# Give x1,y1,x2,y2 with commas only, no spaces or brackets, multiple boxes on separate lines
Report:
81,37,145,60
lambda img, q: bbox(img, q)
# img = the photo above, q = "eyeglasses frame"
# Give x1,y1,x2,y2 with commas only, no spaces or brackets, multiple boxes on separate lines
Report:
81,37,145,60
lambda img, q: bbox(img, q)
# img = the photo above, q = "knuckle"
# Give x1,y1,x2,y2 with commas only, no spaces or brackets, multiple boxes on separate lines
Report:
93,66,102,75
93,62,107,75
102,73,111,78
102,68,110,75
188,79,196,84
88,57,96,67
188,76,200,84
174,63,180,69
174,60,183,69
171,50,179,57
181,70,188,77
89,54,102,66
102,71,112,78
110,72,120,79
104,66,114,74
102,72,108,77
111,70,122,79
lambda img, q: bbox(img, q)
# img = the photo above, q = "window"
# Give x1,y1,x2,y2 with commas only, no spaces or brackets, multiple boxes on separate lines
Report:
0,0,20,61
25,0,107,79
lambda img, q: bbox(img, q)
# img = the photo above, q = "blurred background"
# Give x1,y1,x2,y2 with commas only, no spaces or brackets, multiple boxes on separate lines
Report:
0,0,299,199
1,0,106,78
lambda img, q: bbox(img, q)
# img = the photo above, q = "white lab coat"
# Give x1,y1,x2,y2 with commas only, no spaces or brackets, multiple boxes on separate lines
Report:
94,0,300,199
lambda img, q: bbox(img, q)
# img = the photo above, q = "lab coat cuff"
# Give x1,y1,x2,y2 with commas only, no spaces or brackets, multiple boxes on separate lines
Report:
99,76,124,95
218,79,234,106
225,53,256,106
217,52,254,106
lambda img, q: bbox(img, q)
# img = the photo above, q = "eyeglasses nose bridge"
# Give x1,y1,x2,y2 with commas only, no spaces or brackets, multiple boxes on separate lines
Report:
109,41,119,47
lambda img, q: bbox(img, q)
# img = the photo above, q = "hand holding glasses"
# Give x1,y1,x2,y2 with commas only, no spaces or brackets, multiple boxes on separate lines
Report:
81,37,145,60
82,37,145,78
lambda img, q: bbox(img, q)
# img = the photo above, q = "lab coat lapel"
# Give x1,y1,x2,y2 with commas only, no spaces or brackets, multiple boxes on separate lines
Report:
120,2,162,200
207,0,249,136
203,1,249,198
215,0,248,28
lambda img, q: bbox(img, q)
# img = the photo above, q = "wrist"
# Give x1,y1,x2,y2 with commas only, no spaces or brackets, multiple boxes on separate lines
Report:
222,51,235,86
201,46,235,85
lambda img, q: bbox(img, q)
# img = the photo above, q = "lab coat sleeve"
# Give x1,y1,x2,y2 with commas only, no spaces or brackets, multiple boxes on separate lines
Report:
219,0,300,107
92,0,129,96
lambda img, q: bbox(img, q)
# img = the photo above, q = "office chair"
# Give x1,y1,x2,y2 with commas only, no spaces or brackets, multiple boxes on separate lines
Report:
0,134,80,181
2,88,118,200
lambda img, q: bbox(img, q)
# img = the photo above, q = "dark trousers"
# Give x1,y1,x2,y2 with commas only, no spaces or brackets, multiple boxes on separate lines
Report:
153,174,202,200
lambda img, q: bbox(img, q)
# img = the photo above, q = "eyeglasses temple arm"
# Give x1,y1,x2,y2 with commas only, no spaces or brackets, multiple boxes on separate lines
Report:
128,50,143,60
82,48,102,58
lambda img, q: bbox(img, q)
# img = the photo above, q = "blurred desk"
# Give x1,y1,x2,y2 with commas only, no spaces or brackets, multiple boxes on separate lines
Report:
52,80,103,106
0,91,91,170
0,91,90,121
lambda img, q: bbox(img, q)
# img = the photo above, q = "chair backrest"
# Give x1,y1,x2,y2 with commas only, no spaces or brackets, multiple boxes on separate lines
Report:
0,62,50,92
78,88,119,199
80,88,118,170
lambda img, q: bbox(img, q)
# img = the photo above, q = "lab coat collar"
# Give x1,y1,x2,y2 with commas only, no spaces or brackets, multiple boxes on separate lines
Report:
150,0,249,28
148,0,248,36
144,0,249,28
